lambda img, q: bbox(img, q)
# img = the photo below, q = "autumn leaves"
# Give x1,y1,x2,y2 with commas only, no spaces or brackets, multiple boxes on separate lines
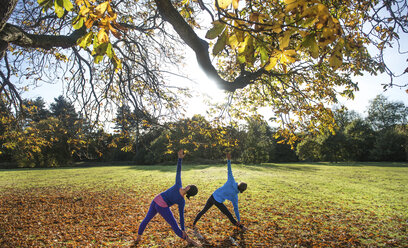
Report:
39,0,351,74
207,0,346,73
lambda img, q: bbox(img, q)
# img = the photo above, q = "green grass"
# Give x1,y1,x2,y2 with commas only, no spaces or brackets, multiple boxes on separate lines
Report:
0,162,407,247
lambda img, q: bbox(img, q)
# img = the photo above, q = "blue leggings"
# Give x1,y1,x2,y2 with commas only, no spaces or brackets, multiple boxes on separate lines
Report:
137,200,185,239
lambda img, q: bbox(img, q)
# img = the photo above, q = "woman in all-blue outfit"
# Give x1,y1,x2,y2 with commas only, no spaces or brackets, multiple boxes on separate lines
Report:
193,153,247,231
136,149,200,246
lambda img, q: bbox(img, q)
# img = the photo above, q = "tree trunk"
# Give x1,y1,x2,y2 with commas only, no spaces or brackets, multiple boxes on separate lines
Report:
0,0,18,58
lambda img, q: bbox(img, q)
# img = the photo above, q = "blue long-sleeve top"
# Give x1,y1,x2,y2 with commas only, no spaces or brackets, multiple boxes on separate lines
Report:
212,160,240,222
160,158,186,230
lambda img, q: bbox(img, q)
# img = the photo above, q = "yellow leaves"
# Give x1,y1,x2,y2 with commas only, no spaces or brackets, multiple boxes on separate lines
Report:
120,145,132,152
269,24,283,34
329,50,343,70
279,0,346,71
217,0,232,9
280,49,297,64
94,1,109,17
258,46,269,66
54,0,65,18
236,35,256,65
284,0,307,13
55,52,68,62
228,34,239,49
72,0,126,71
78,5,90,16
327,39,344,70
112,56,122,71
38,0,73,17
97,29,109,43
84,18,95,29
164,117,238,155
62,0,73,11
72,15,84,29
219,0,344,73
232,0,239,9
77,31,93,48
265,57,278,71
265,50,298,71
279,31,292,50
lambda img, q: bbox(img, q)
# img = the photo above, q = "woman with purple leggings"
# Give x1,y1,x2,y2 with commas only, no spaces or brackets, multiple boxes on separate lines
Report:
136,150,200,246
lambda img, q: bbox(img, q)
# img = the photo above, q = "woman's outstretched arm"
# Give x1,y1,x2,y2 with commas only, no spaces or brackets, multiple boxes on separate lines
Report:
226,153,234,181
175,149,185,185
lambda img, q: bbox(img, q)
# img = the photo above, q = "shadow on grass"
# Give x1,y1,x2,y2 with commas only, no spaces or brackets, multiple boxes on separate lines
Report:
186,228,247,248
1,161,406,174
303,161,408,167
243,163,319,172
126,161,322,173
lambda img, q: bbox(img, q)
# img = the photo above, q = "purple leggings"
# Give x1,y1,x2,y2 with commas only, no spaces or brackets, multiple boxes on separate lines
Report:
137,200,185,239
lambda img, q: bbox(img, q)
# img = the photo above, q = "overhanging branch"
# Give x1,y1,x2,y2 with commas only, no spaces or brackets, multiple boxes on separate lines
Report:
0,23,87,50
154,0,266,92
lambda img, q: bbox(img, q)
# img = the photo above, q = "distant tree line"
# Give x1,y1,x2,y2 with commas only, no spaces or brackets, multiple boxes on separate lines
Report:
297,95,408,162
0,95,407,168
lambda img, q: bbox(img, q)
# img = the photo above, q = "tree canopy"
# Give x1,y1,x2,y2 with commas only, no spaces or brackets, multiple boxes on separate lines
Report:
0,0,407,142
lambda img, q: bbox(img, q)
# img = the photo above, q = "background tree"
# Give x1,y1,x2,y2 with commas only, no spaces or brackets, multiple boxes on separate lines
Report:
0,103,54,167
344,119,375,161
371,128,406,161
270,129,298,162
240,116,272,163
21,97,50,123
296,135,320,162
1,94,407,167
0,99,13,164
49,96,84,165
333,107,361,130
367,95,408,131
110,105,137,161
395,124,408,161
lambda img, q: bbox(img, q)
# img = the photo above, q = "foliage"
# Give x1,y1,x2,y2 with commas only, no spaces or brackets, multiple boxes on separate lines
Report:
165,115,239,158
296,135,320,161
371,127,407,162
296,98,408,162
0,96,90,167
1,94,407,167
0,105,53,167
240,116,272,163
344,119,375,161
367,94,408,131
49,96,84,164
0,100,13,162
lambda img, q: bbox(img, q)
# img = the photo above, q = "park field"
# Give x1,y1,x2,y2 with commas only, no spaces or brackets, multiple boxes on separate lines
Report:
0,162,407,247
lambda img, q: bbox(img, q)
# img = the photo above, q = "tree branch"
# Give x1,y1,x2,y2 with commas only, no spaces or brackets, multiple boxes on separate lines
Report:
0,0,18,31
154,0,266,92
0,23,87,50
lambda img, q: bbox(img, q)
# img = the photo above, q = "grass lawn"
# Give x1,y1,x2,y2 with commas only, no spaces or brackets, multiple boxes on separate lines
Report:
0,161,407,247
